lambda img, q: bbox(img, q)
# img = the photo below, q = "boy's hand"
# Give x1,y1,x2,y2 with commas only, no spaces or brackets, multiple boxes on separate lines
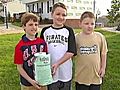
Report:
52,63,59,75
30,79,41,90
98,68,105,78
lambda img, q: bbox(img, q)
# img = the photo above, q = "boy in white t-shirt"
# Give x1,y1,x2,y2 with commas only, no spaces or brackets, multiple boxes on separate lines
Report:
40,2,77,90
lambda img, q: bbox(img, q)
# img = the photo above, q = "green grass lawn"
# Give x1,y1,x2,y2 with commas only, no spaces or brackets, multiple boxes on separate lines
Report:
0,29,120,90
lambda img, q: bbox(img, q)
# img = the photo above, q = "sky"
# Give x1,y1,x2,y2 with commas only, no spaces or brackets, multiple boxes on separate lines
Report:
95,0,112,16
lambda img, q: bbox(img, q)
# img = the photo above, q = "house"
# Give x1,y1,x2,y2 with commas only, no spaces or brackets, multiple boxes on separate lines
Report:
97,15,109,27
22,0,94,28
0,0,26,18
7,0,26,17
0,1,4,17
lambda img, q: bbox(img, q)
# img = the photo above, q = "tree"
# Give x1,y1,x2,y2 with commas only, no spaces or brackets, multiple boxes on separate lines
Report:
107,0,120,25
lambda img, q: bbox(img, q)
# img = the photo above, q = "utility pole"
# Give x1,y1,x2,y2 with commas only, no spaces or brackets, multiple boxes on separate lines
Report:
93,0,96,13
1,0,9,29
93,0,97,27
96,9,101,23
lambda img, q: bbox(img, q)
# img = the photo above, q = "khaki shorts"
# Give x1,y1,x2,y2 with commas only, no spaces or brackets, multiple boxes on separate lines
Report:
21,85,47,90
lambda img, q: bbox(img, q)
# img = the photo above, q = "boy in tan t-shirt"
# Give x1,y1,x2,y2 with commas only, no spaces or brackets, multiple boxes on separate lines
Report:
75,11,108,90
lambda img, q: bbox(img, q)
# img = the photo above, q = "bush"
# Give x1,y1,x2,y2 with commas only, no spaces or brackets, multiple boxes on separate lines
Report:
0,16,4,24
12,20,21,27
116,24,120,31
41,18,53,24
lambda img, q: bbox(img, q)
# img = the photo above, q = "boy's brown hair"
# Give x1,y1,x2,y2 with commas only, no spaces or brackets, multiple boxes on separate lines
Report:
52,2,67,14
80,11,95,22
21,12,39,26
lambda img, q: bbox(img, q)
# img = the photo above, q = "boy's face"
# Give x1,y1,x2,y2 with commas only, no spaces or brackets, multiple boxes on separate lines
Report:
23,19,38,36
80,17,95,34
52,7,67,27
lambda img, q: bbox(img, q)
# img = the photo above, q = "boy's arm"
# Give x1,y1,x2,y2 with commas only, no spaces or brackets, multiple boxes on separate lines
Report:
17,64,41,89
98,33,108,78
52,27,77,75
98,53,107,78
52,52,74,75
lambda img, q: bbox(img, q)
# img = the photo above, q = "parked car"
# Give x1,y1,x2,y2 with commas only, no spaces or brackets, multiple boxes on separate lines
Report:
116,24,120,31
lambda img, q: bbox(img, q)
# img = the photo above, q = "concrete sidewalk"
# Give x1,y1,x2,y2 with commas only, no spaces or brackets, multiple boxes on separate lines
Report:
0,23,51,30
0,23,22,30
0,23,24,35
0,23,51,35
102,27,120,33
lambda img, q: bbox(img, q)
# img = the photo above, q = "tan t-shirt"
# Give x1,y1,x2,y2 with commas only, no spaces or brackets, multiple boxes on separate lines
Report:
75,32,108,85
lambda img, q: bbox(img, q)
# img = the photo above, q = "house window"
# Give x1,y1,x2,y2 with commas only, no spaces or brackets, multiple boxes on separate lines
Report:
53,0,54,5
47,1,49,13
32,4,34,12
76,0,81,3
67,0,73,2
27,4,30,12
59,0,64,2
66,6,69,9
29,4,33,12
39,8,41,13
83,1,89,4
79,7,85,10
76,13,81,16
50,7,52,12
90,1,93,4
41,2,43,13
71,6,77,10
87,7,92,10
67,13,73,16
37,3,39,12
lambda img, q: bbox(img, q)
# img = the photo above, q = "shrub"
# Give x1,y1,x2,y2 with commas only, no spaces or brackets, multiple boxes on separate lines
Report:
0,16,4,24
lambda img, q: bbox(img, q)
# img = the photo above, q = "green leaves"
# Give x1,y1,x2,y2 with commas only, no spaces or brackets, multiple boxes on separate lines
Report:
107,0,120,25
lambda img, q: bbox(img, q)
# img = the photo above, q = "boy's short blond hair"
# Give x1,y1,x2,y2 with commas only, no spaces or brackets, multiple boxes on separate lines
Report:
21,12,39,26
80,11,95,22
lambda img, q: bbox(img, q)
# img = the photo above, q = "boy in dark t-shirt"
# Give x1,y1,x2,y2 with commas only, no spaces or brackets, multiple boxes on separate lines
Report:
14,12,47,90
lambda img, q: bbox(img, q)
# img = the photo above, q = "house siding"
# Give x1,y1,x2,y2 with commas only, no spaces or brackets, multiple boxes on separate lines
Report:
22,0,94,28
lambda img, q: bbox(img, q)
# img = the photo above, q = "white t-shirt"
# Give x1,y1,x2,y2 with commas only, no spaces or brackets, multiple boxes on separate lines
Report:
40,25,77,82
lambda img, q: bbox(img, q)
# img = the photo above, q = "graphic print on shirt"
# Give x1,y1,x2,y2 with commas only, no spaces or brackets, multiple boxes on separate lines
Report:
31,45,37,55
80,45,98,55
22,44,44,66
46,34,68,45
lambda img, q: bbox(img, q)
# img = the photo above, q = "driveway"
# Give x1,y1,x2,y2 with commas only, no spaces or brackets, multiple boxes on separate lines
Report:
0,23,51,35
